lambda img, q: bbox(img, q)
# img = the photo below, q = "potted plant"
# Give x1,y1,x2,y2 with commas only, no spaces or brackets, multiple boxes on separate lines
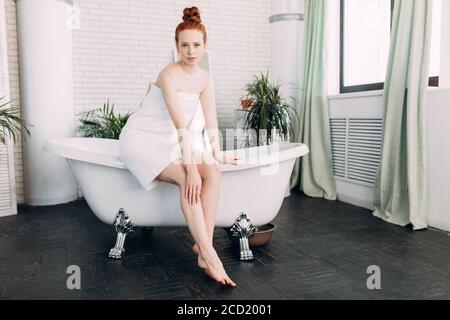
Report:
0,96,31,144
241,71,298,146
76,100,132,139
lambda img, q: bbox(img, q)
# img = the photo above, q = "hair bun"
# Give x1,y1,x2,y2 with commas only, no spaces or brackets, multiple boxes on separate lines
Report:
182,7,201,23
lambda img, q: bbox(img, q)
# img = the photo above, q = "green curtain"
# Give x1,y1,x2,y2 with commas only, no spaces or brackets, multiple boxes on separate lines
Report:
373,0,433,230
290,0,337,201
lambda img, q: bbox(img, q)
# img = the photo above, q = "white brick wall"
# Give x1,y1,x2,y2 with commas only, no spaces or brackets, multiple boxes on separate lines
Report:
73,0,271,128
5,0,23,204
6,0,271,204
0,0,16,217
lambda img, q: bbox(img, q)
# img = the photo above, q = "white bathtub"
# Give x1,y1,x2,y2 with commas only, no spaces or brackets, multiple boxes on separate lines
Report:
44,137,309,228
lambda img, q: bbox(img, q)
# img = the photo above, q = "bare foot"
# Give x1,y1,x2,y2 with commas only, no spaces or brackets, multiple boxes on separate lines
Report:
193,244,236,287
192,243,211,276
200,248,237,287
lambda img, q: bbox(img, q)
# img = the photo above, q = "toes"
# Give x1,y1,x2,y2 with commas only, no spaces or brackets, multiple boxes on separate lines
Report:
226,277,236,287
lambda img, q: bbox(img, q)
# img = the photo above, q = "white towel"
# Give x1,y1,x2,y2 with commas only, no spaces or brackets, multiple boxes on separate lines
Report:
119,83,212,190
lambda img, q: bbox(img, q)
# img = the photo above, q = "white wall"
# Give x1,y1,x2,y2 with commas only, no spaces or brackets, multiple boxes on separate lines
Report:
426,88,450,231
4,0,22,204
72,0,271,132
329,89,450,232
4,0,271,204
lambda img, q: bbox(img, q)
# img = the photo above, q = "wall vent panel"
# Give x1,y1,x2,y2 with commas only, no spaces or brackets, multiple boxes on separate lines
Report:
330,118,382,186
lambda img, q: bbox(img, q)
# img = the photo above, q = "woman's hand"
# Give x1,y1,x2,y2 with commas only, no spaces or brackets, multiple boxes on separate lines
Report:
185,165,202,206
214,151,240,165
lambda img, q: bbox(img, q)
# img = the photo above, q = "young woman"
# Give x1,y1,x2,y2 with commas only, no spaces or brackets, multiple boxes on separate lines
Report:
119,7,238,287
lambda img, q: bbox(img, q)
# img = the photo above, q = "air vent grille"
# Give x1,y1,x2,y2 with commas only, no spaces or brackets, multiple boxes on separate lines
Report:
330,118,382,185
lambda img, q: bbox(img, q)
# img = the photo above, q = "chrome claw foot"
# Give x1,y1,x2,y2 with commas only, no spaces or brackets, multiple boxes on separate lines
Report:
108,208,136,259
108,246,123,259
230,212,256,261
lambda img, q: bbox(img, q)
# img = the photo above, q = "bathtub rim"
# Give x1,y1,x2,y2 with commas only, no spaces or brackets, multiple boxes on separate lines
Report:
44,137,309,172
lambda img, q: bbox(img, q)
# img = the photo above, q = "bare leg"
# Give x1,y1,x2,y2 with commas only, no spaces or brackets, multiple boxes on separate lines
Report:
197,162,221,243
192,162,221,270
157,162,236,287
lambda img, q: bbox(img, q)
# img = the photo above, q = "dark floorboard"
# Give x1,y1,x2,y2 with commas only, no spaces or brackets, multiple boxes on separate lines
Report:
0,190,449,300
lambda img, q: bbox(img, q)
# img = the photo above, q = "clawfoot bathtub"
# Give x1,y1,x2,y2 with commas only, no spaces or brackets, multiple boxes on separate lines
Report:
44,137,309,260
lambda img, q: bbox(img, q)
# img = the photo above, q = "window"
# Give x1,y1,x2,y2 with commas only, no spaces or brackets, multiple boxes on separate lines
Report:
340,0,393,93
340,0,440,93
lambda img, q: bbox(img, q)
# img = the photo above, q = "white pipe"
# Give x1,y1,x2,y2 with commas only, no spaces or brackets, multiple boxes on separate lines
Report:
270,0,305,197
270,0,304,102
17,0,77,205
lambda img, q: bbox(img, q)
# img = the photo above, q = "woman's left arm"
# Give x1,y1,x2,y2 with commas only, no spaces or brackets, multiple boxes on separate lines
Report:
199,71,239,165
199,71,221,160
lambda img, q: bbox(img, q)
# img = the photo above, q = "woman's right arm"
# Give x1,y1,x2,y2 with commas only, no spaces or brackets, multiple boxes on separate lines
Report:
159,70,193,165
158,70,201,205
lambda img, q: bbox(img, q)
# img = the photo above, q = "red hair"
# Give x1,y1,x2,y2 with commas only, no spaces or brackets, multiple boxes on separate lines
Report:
175,7,207,44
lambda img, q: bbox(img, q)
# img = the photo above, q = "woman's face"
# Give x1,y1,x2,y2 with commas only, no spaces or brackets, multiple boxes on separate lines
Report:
176,29,206,65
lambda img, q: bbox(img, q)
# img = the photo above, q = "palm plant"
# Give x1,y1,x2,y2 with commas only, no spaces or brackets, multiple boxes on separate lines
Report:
242,71,298,146
0,96,31,144
76,100,132,139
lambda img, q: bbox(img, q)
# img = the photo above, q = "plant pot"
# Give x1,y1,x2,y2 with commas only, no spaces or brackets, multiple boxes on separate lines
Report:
225,223,276,247
240,99,254,110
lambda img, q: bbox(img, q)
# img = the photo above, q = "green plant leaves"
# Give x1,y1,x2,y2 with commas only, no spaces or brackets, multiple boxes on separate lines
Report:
76,100,133,140
0,96,32,144
242,72,299,145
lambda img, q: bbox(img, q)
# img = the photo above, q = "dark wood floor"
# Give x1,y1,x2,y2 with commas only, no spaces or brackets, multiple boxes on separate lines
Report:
0,190,449,300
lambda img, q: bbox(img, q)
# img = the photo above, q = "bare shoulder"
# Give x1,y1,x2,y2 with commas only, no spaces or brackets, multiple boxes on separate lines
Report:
155,63,179,88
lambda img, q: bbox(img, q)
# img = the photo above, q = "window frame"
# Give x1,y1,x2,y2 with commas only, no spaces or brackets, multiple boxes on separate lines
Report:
339,0,395,93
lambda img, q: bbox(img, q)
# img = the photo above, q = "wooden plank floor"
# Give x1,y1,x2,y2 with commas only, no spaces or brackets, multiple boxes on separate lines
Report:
0,190,449,300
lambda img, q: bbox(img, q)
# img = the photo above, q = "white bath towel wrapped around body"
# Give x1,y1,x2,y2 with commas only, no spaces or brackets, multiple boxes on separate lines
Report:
119,82,212,190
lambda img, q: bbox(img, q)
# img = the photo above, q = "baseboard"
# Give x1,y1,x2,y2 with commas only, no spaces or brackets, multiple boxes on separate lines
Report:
337,193,374,210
